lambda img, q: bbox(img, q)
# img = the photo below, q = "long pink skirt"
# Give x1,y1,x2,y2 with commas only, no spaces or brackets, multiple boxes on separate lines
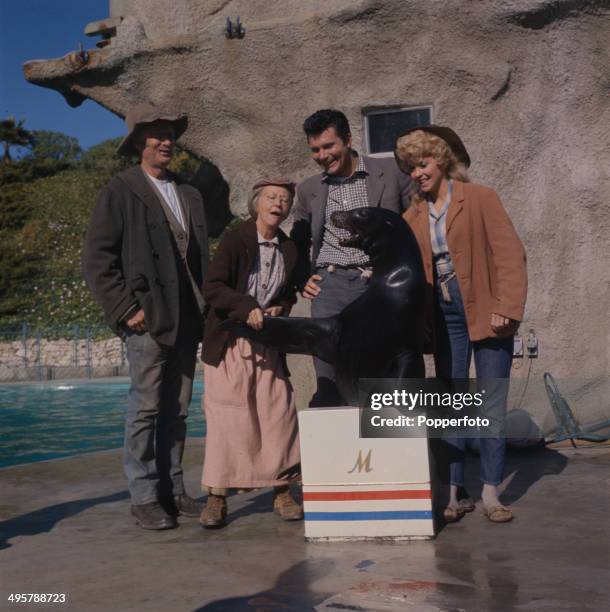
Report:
202,338,300,490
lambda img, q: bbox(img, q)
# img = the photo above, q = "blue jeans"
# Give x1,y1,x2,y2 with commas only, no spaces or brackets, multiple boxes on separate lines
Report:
124,328,199,504
435,276,513,486
309,267,369,406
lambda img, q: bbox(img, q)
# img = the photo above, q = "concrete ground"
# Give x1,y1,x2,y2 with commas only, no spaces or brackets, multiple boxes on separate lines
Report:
1,439,608,612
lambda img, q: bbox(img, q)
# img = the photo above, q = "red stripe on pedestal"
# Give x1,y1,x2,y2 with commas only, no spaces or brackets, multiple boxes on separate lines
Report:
303,490,431,501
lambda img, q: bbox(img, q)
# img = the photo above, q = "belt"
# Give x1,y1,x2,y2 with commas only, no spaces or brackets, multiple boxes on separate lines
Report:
319,264,373,280
434,258,454,277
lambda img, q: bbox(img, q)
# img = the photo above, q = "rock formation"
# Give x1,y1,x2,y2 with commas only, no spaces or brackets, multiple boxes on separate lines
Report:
23,0,610,380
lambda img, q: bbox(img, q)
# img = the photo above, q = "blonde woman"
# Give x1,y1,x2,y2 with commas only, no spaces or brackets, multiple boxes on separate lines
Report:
395,126,527,523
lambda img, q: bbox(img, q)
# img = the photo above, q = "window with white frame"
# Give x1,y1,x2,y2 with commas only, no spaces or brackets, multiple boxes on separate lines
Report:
363,106,432,155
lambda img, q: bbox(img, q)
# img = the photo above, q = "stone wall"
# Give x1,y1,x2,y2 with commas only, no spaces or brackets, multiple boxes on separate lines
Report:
0,334,208,382
0,336,125,369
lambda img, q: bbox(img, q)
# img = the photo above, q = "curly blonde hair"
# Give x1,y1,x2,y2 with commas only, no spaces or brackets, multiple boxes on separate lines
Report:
395,130,469,204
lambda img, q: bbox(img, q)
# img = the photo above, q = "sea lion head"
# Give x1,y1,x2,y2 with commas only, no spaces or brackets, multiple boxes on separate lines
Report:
331,207,407,258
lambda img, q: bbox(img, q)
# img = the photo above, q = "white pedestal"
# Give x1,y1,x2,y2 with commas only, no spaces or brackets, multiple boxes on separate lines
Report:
298,407,436,541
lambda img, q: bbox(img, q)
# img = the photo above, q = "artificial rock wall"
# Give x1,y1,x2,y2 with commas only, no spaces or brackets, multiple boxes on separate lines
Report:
23,0,610,381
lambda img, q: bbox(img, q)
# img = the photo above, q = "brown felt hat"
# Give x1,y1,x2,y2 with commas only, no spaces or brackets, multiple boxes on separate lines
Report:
116,103,188,156
252,178,296,196
395,124,471,169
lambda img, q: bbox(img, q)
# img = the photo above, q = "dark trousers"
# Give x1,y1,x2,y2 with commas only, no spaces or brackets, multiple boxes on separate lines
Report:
309,267,369,407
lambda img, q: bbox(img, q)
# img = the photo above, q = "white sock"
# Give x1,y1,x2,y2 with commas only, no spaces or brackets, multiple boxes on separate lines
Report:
482,484,501,509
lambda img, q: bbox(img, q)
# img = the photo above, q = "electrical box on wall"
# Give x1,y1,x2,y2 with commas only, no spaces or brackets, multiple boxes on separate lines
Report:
526,329,539,358
513,336,523,358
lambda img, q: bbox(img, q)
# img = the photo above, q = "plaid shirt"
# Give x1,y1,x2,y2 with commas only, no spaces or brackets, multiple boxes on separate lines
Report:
316,156,370,267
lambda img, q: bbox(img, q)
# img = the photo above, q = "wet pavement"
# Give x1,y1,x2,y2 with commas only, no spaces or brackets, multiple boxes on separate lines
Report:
1,439,609,611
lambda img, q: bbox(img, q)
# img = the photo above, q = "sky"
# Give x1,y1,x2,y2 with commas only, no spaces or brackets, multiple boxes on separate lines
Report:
0,0,124,149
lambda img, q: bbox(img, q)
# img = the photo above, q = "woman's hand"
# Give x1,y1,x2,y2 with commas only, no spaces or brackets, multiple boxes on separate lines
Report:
491,313,520,337
264,306,284,317
247,307,264,330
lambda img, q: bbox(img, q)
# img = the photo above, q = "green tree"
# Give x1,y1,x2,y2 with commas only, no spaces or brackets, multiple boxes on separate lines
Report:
0,117,32,163
30,130,82,164
0,182,41,320
79,137,129,173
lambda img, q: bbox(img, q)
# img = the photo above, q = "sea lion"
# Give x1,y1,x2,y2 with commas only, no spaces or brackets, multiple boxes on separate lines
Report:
221,207,426,405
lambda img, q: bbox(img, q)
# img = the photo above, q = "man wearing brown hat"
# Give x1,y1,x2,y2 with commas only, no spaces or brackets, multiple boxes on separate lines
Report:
83,103,209,530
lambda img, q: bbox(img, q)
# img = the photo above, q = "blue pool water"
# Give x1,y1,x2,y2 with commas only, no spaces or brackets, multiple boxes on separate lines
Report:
0,379,205,468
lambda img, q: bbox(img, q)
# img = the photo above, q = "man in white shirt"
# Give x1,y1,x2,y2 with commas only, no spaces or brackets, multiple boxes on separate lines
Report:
83,104,209,530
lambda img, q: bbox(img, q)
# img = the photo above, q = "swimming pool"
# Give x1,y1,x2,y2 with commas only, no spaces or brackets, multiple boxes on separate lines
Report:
0,379,205,468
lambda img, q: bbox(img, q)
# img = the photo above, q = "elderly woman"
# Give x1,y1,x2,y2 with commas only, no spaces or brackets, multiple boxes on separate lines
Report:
199,178,302,528
395,126,527,523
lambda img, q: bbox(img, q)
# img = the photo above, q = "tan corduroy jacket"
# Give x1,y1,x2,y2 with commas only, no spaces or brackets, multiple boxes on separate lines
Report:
403,180,527,349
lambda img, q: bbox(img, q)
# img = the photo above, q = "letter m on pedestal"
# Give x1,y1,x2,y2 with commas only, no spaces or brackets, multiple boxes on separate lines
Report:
348,449,373,473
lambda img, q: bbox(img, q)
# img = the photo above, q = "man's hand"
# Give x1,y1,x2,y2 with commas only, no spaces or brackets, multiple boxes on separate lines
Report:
247,307,264,330
126,308,147,334
302,274,322,300
264,306,284,317
491,313,520,337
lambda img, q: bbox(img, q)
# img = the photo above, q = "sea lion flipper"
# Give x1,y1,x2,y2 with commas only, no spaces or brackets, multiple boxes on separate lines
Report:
219,316,340,363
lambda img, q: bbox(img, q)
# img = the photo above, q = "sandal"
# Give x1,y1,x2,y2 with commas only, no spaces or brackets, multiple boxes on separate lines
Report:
443,505,466,523
483,505,513,523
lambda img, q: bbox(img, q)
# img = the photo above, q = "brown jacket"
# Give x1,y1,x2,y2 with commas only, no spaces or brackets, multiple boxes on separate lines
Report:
403,180,527,348
202,218,298,366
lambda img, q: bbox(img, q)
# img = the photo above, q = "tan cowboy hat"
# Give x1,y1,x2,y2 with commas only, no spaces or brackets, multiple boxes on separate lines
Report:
116,103,188,156
395,125,471,169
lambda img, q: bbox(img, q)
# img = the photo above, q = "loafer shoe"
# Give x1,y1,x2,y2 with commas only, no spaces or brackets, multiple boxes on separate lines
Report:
273,488,303,521
199,495,227,529
131,502,177,530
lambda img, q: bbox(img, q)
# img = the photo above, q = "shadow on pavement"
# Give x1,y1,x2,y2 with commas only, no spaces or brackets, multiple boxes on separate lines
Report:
195,558,334,611
224,489,275,525
469,446,569,504
0,490,129,550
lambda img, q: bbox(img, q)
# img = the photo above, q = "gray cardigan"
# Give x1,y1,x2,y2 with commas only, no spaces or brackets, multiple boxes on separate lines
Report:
290,155,412,288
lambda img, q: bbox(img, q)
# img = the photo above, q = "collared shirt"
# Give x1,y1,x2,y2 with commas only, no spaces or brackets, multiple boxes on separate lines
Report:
316,155,370,268
147,174,186,230
246,232,286,309
427,180,454,276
